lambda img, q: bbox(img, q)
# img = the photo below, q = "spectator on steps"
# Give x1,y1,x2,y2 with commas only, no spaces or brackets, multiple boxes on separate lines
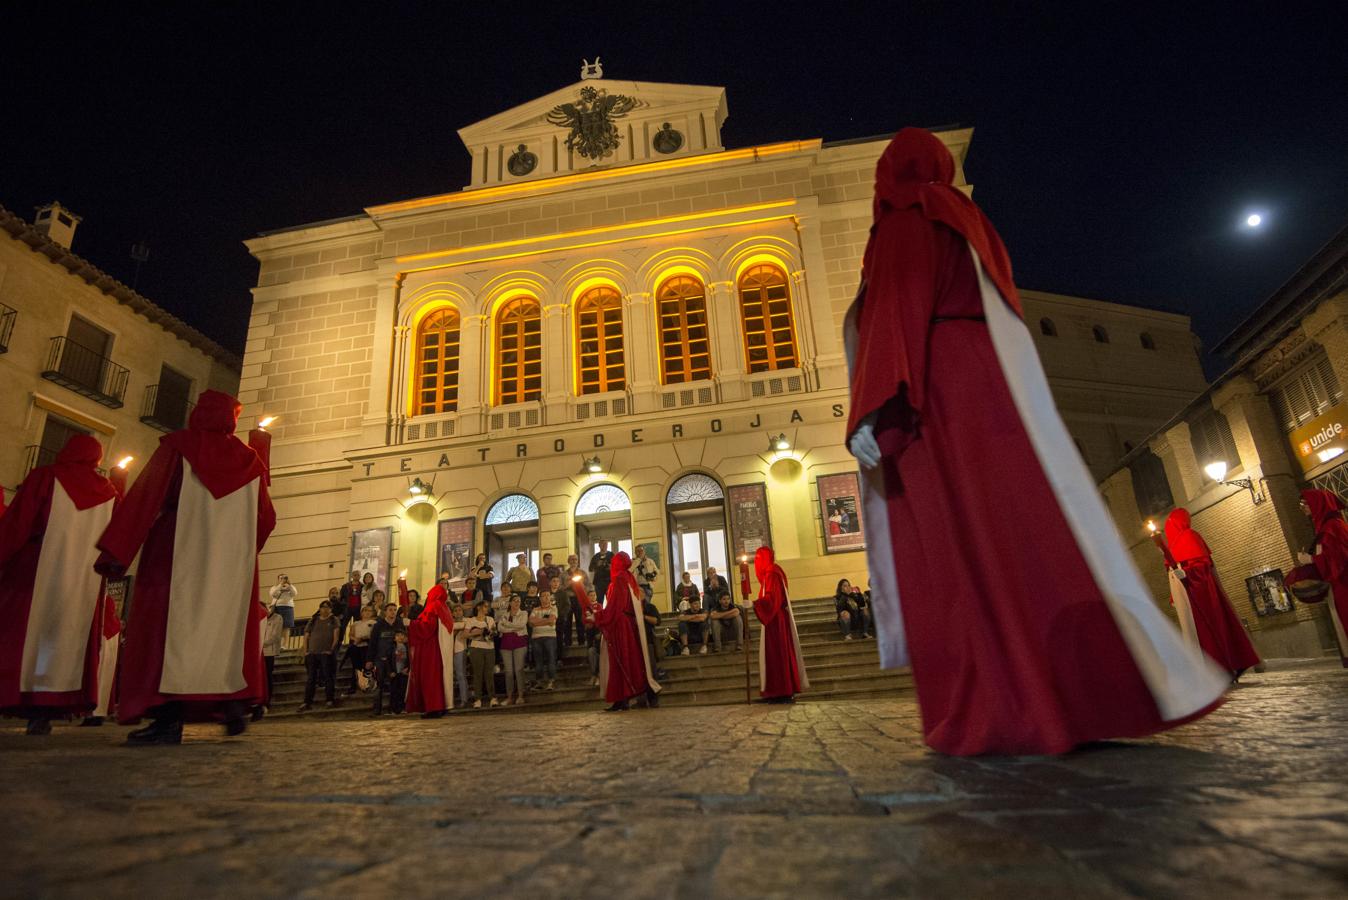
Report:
405,589,424,622
299,600,341,711
674,571,700,608
530,591,560,690
506,553,533,596
451,598,470,706
536,553,562,593
834,579,870,640
708,593,745,653
642,593,663,661
563,561,589,643
677,597,710,655
633,544,659,602
589,541,614,607
268,574,297,629
345,604,376,693
464,600,498,709
704,567,730,608
550,574,575,648
498,594,529,705
258,602,286,718
469,554,495,600
369,603,407,716
337,572,361,639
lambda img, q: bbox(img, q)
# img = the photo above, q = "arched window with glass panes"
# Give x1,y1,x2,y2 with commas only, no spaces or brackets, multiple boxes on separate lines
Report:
656,275,712,384
575,285,625,395
495,297,542,405
413,307,460,416
737,264,798,373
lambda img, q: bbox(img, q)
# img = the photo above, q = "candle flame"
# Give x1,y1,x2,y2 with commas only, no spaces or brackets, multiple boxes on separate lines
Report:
399,569,407,578
1146,520,1156,533
571,574,582,582
258,415,277,429
116,456,134,470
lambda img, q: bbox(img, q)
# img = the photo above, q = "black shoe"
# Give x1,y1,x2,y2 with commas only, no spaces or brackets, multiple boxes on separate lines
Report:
645,694,660,709
420,710,447,719
224,715,247,737
26,719,52,735
605,700,630,712
127,718,183,745
325,701,338,709
80,716,105,727
297,703,313,712
250,706,266,722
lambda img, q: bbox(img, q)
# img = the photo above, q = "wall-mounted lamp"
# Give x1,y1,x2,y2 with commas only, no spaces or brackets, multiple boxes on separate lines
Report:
408,477,430,496
581,455,604,474
1203,460,1264,504
768,433,790,452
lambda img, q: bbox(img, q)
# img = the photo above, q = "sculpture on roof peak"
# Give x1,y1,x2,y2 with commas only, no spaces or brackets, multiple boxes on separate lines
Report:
581,57,603,80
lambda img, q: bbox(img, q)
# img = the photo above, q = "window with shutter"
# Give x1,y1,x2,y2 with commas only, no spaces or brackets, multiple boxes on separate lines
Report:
1269,352,1343,433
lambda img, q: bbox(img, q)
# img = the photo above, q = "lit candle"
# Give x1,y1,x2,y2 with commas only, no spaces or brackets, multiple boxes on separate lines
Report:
110,455,133,495
738,553,751,601
397,569,409,608
248,415,276,484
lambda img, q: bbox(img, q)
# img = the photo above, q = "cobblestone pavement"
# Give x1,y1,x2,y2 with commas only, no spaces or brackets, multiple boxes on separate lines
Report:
2,661,1346,899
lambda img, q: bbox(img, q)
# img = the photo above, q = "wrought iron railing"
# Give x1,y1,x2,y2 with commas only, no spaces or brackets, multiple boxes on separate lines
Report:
40,336,130,408
23,444,58,474
0,302,15,353
140,383,193,432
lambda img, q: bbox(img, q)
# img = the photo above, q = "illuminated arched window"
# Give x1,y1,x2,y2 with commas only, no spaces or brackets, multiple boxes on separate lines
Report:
738,264,798,373
576,286,625,395
413,307,460,416
495,297,542,405
656,275,712,384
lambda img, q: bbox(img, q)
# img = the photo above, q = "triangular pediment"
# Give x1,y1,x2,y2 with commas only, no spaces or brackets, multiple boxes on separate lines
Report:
456,78,729,189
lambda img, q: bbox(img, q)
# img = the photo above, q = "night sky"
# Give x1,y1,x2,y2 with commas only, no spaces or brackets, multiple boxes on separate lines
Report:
3,4,1344,368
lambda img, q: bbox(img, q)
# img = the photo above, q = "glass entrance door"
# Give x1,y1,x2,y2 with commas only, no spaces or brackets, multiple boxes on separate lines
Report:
669,512,728,593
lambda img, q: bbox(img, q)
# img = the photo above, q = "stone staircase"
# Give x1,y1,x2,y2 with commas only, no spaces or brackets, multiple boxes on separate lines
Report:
263,596,913,722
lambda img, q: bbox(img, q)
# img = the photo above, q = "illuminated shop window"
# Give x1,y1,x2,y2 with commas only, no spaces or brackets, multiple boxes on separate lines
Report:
737,264,797,373
496,297,542,405
576,286,626,395
657,275,712,384
413,308,460,415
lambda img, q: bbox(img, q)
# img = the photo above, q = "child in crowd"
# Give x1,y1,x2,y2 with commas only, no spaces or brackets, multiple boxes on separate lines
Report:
387,631,410,714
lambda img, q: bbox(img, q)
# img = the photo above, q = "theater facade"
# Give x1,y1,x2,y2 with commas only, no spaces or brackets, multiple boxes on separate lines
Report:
240,72,1208,615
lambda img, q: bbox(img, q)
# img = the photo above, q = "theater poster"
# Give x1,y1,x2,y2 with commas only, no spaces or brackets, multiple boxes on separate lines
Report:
817,472,866,554
438,517,475,591
349,527,393,594
727,482,772,559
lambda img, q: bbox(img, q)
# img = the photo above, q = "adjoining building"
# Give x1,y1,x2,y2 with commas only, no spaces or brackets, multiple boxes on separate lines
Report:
0,202,240,504
240,72,1210,615
1101,223,1348,661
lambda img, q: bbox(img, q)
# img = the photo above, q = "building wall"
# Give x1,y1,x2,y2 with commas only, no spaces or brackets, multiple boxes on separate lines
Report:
240,100,1209,618
0,230,239,502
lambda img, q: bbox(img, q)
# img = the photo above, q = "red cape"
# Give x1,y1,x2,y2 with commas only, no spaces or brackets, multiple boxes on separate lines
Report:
406,584,452,713
1305,489,1348,662
847,128,1022,445
97,392,275,723
0,435,116,715
751,547,803,698
593,552,653,704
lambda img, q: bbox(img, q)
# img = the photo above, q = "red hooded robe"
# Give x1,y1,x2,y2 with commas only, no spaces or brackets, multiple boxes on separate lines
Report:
96,391,275,723
0,435,118,717
751,547,808,699
1305,489,1348,665
406,584,455,713
845,128,1228,755
1163,509,1260,675
593,552,660,704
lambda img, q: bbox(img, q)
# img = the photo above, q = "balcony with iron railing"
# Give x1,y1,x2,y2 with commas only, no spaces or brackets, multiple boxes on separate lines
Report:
0,302,15,353
23,444,111,476
40,336,130,408
140,383,193,432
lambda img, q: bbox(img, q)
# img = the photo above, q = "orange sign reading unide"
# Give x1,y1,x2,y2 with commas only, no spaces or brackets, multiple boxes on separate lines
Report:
1289,402,1348,472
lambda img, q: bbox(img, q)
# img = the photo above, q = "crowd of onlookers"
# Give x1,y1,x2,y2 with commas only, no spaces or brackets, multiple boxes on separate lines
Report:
254,544,876,717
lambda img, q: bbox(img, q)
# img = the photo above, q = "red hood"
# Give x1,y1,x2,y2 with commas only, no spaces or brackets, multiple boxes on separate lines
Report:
754,546,788,596
1164,507,1210,563
605,551,638,610
1303,489,1345,533
161,390,266,498
52,434,117,510
869,128,1020,316
422,584,454,631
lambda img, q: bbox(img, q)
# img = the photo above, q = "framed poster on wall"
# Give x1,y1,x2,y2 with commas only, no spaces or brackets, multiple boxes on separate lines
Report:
817,472,866,554
349,527,393,594
438,517,475,591
727,482,772,559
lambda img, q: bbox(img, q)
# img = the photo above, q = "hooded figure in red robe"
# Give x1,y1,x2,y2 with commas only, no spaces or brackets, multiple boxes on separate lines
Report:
751,547,808,702
0,435,118,734
1300,489,1348,665
406,583,456,716
1163,509,1260,679
95,391,275,744
844,128,1228,755
593,551,661,711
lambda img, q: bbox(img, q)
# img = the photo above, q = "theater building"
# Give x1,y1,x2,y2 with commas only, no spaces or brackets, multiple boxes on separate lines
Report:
1100,224,1348,660
240,71,1208,615
0,202,240,505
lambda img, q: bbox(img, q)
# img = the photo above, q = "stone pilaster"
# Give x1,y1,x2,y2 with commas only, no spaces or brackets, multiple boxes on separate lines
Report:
1100,466,1144,536
541,301,569,425
456,312,487,436
360,274,403,446
624,291,660,414
707,279,747,403
1152,421,1203,504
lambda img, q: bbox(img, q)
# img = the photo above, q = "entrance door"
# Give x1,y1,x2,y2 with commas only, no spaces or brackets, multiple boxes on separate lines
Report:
484,493,541,597
574,483,632,575
665,473,729,596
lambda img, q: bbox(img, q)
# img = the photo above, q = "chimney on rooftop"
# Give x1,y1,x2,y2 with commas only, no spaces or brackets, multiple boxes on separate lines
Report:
34,202,81,250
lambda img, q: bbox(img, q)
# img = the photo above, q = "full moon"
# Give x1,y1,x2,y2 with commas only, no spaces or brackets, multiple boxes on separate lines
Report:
1246,213,1263,227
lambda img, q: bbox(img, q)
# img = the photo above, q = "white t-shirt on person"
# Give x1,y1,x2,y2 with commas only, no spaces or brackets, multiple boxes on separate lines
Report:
531,605,558,638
